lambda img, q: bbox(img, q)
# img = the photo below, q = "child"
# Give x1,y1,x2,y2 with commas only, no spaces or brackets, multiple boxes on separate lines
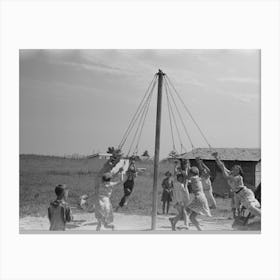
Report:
195,157,217,209
79,194,89,211
169,173,190,231
213,152,261,218
161,171,173,215
185,167,211,231
48,184,73,231
116,157,137,210
95,172,121,231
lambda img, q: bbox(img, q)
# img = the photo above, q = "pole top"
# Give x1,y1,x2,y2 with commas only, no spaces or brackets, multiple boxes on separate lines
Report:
157,69,165,76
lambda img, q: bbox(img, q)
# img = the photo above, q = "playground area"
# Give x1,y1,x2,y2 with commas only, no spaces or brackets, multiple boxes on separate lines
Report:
20,155,261,233
19,208,261,233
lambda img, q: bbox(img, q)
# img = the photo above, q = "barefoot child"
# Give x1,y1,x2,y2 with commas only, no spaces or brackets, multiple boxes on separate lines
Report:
48,184,73,231
161,171,173,215
195,157,217,209
169,173,190,231
185,167,211,231
213,152,261,218
95,172,122,231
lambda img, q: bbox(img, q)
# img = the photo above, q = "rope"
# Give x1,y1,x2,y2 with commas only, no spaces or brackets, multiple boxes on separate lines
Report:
126,88,153,156
164,78,176,152
119,75,156,150
164,78,187,153
133,78,156,154
165,75,212,150
127,78,156,156
118,74,157,149
164,76,195,152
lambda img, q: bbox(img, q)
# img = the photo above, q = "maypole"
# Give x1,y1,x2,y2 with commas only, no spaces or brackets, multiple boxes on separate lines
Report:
151,69,164,230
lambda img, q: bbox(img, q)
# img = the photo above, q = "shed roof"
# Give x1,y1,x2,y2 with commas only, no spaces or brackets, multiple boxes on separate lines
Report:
181,148,261,161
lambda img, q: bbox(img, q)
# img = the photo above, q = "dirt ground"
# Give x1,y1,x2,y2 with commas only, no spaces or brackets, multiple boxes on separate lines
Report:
19,209,261,233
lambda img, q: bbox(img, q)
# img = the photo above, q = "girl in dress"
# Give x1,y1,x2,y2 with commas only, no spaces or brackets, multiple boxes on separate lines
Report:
169,173,190,230
195,157,217,209
161,171,173,215
212,152,261,218
95,172,122,231
185,166,211,231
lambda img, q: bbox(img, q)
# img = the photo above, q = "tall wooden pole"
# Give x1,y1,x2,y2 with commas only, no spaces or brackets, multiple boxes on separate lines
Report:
151,69,164,230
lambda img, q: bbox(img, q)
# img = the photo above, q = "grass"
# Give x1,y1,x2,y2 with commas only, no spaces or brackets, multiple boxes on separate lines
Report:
20,155,232,218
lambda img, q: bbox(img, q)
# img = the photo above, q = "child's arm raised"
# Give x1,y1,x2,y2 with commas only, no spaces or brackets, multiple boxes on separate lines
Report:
212,152,231,178
110,180,122,187
196,157,210,174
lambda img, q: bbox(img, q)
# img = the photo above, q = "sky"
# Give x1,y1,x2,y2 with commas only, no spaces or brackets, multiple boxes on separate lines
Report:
20,49,260,158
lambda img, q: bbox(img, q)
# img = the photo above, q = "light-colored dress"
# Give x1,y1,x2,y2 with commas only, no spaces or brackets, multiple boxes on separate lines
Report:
200,171,217,208
234,186,260,210
218,163,260,211
187,176,211,216
95,181,117,224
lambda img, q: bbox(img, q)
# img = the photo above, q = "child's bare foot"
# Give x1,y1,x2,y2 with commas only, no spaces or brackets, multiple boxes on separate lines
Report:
169,218,176,231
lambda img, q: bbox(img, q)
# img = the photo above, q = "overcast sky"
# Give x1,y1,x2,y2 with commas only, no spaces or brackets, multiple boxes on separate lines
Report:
20,49,260,157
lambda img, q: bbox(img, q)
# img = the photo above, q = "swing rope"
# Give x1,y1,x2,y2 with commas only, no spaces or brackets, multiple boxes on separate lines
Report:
164,79,176,153
164,76,195,152
126,77,156,156
118,74,157,150
132,78,156,155
165,75,213,150
164,78,188,154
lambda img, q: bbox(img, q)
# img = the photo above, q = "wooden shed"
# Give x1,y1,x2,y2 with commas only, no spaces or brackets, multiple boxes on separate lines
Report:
181,148,261,197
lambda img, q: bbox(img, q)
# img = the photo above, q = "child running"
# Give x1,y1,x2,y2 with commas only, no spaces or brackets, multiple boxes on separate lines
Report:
161,171,173,215
48,184,73,231
212,152,261,218
195,157,217,209
169,173,190,231
185,167,211,231
95,172,122,231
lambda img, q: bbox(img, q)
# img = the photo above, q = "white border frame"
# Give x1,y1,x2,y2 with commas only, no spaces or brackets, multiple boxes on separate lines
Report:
1,1,280,280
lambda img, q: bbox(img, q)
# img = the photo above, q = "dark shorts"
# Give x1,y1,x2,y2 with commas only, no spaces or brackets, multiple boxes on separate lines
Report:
123,180,134,195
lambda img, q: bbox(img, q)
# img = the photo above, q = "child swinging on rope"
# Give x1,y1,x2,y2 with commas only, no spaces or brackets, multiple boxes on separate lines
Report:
185,166,212,231
195,157,217,209
212,152,261,219
169,173,190,231
93,149,123,231
95,172,122,231
116,156,137,211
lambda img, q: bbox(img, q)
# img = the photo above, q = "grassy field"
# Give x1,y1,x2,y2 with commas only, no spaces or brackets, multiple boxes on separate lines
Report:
20,155,232,218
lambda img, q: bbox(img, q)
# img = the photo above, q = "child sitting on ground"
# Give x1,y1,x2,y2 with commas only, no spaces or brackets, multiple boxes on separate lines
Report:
95,172,122,231
169,173,190,231
213,152,261,219
48,184,73,231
